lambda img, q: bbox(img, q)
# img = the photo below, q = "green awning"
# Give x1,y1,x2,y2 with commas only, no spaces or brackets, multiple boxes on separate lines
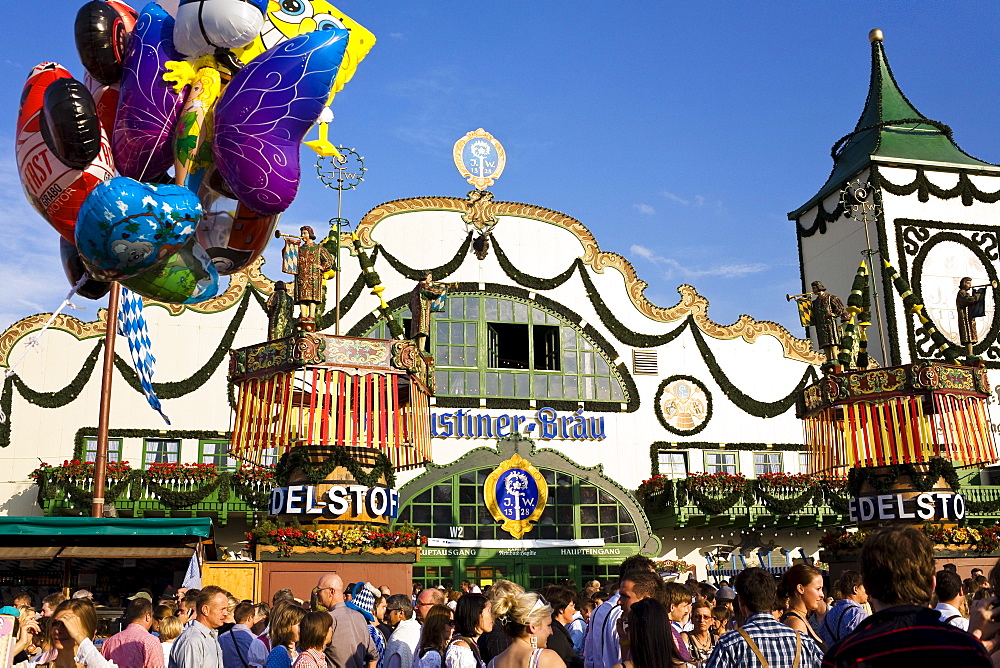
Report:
0,517,213,537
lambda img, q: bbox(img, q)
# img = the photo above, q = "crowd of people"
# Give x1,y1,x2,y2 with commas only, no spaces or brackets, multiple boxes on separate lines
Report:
7,525,1000,667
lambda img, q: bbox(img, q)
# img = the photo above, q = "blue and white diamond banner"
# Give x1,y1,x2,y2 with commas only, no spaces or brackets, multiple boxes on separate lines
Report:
117,288,170,424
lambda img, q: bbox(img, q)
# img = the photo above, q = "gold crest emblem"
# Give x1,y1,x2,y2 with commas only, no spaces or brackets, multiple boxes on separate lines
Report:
483,453,547,539
453,128,506,190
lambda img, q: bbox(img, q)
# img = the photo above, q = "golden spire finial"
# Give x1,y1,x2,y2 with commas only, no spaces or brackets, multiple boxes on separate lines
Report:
869,29,884,43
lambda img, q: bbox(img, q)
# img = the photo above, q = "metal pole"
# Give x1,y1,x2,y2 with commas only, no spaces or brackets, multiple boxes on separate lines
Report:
91,282,121,519
335,171,344,336
861,219,890,364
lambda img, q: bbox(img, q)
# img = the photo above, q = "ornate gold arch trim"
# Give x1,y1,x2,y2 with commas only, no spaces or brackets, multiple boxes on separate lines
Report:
353,196,823,364
0,260,276,368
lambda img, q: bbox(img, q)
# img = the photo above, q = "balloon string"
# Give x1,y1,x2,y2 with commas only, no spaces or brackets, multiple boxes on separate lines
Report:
0,274,90,423
138,83,191,183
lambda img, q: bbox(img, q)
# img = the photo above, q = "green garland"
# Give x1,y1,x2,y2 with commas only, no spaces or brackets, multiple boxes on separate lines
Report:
144,473,231,507
677,478,750,516
274,446,396,488
642,471,847,518
753,484,820,516
354,235,805,420
248,286,269,312
492,239,581,290
0,375,13,448
578,267,690,348
653,375,713,436
797,201,846,238
11,340,104,408
115,290,252,399
377,232,473,281
689,325,818,418
846,456,961,497
36,470,141,508
966,496,1000,515
873,164,1000,206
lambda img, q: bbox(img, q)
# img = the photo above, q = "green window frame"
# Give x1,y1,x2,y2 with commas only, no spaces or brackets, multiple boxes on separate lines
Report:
83,438,123,464
705,451,737,475
754,452,782,477
142,439,181,467
367,293,626,402
395,466,639,544
199,440,236,469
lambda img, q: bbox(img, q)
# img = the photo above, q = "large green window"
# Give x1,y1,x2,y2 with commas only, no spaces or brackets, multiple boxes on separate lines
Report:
395,466,639,543
367,294,626,402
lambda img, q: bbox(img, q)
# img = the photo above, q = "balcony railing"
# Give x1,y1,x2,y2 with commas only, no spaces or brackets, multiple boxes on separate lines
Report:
31,462,272,526
639,481,848,530
638,477,1000,530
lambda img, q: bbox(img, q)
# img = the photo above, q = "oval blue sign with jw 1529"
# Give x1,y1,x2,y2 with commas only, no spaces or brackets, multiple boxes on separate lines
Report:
496,468,539,521
462,139,499,179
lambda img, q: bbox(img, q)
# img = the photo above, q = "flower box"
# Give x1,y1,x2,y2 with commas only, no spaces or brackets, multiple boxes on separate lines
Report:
255,544,420,563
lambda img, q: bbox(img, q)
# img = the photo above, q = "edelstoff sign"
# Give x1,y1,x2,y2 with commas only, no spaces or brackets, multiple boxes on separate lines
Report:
430,407,606,440
848,492,966,523
269,484,400,522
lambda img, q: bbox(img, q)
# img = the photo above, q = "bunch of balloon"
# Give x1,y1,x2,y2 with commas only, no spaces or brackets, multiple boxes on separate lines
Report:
15,0,376,305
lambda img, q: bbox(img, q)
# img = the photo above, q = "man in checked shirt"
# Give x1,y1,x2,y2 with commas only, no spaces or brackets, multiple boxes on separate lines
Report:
707,568,823,668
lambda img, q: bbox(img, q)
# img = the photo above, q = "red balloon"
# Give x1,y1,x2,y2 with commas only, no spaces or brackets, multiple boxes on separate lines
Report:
16,63,115,242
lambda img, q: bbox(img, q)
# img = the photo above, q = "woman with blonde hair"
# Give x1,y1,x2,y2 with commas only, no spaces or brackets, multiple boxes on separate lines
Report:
158,615,183,665
479,580,524,664
489,592,564,668
14,598,116,668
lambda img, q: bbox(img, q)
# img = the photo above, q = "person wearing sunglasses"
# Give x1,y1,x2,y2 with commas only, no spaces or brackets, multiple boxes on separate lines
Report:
383,595,421,668
679,599,715,667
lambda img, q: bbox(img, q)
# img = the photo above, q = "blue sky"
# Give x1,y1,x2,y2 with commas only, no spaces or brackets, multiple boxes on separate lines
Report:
2,1,1000,335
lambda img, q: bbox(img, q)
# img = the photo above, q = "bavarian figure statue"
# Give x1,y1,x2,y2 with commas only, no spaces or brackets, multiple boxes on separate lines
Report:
277,225,335,331
956,276,987,355
409,271,450,351
810,280,849,363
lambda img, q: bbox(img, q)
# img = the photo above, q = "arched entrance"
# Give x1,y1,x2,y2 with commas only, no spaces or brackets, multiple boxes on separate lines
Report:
393,435,659,590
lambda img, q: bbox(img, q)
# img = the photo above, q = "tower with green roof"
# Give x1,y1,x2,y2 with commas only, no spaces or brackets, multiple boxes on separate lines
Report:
789,29,1000,370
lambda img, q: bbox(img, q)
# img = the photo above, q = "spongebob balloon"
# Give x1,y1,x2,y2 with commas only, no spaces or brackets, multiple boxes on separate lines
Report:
235,1,374,97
